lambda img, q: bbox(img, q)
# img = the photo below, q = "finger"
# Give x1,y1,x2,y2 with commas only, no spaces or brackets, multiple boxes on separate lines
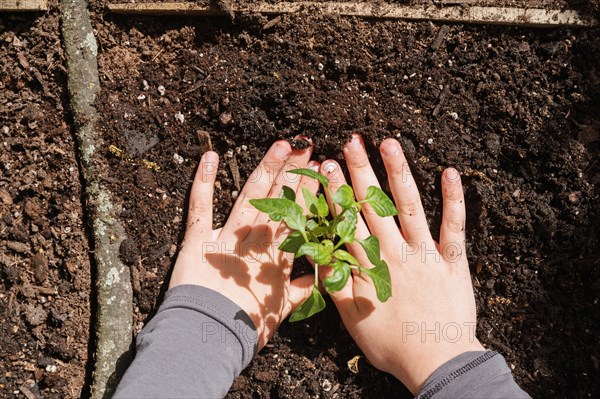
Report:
319,160,372,270
186,151,219,238
439,168,467,264
284,275,316,319
380,138,432,245
251,141,313,241
221,140,292,239
343,134,402,246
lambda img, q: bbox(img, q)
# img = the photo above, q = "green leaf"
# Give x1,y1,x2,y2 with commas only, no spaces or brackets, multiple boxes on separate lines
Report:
336,207,357,244
316,194,329,218
289,287,326,322
289,168,329,188
323,262,351,293
333,184,355,209
362,186,398,217
249,198,305,231
280,185,296,201
284,210,306,232
302,187,319,216
357,235,381,266
334,249,359,266
306,219,319,231
362,260,392,302
296,242,332,265
279,231,305,253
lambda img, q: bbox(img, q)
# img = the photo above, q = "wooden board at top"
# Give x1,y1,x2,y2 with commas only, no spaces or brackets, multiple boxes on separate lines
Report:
108,2,597,28
0,0,48,11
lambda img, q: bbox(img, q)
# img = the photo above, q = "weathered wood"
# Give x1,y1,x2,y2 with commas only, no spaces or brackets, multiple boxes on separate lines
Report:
108,2,596,27
0,0,48,11
61,0,133,397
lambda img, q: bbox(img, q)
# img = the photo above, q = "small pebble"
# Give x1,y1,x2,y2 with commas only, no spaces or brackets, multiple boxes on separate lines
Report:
45,365,58,373
449,112,459,120
2,126,10,134
231,190,239,200
137,94,146,100
173,153,184,165
174,112,185,124
512,189,521,198
322,379,332,392
317,62,324,71
427,138,433,144
157,85,166,96
142,80,150,91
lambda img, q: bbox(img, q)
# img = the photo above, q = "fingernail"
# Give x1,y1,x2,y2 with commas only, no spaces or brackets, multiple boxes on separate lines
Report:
203,151,218,163
274,142,291,158
381,139,399,156
346,134,363,151
444,168,460,183
323,161,337,175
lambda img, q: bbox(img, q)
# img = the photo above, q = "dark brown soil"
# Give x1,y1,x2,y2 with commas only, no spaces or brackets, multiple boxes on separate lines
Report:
1,4,91,398
2,0,600,398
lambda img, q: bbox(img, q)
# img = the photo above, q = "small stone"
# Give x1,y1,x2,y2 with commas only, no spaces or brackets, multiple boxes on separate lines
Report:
317,62,324,71
427,138,433,144
174,112,185,124
231,190,239,200
142,80,150,91
1,126,9,134
512,189,521,198
137,94,146,100
448,112,459,120
157,85,166,96
45,365,58,373
24,304,47,326
173,153,184,165
219,112,232,127
322,379,332,392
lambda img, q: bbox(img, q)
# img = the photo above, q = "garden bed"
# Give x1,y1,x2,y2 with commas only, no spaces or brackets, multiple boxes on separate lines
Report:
1,0,599,397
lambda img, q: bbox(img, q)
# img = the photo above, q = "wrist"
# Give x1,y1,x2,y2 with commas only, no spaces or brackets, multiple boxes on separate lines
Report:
393,340,486,394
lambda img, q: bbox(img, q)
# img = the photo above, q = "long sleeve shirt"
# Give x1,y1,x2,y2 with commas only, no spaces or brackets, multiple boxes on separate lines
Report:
114,284,530,399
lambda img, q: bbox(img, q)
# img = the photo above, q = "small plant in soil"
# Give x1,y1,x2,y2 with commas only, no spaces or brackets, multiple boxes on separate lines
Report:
250,168,398,321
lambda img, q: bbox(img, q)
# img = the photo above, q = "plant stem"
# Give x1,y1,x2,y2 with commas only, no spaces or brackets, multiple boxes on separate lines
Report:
314,263,319,286
325,186,337,218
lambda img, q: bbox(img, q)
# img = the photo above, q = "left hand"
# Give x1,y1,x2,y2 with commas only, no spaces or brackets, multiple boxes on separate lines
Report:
169,140,319,349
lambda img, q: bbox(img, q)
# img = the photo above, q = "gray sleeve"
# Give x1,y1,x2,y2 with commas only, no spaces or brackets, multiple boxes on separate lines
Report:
113,284,258,399
416,350,530,399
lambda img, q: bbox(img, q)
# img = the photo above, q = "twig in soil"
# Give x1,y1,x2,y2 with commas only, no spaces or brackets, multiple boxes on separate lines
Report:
432,88,449,117
108,2,597,28
226,151,242,191
61,0,133,397
430,25,450,51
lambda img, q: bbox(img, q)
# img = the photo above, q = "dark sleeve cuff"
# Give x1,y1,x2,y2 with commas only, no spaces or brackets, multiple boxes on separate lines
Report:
114,284,258,398
416,350,531,399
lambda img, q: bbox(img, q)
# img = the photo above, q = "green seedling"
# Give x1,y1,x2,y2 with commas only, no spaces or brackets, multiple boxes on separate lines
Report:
250,168,398,322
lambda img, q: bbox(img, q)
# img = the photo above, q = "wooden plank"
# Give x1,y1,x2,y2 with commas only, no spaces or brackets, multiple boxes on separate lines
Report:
107,2,596,27
0,0,48,11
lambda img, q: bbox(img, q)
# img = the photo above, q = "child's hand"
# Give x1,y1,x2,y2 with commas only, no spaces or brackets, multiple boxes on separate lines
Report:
169,140,320,349
319,134,484,394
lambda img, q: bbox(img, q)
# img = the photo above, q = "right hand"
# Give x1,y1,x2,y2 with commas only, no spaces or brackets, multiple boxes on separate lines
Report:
319,134,484,394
